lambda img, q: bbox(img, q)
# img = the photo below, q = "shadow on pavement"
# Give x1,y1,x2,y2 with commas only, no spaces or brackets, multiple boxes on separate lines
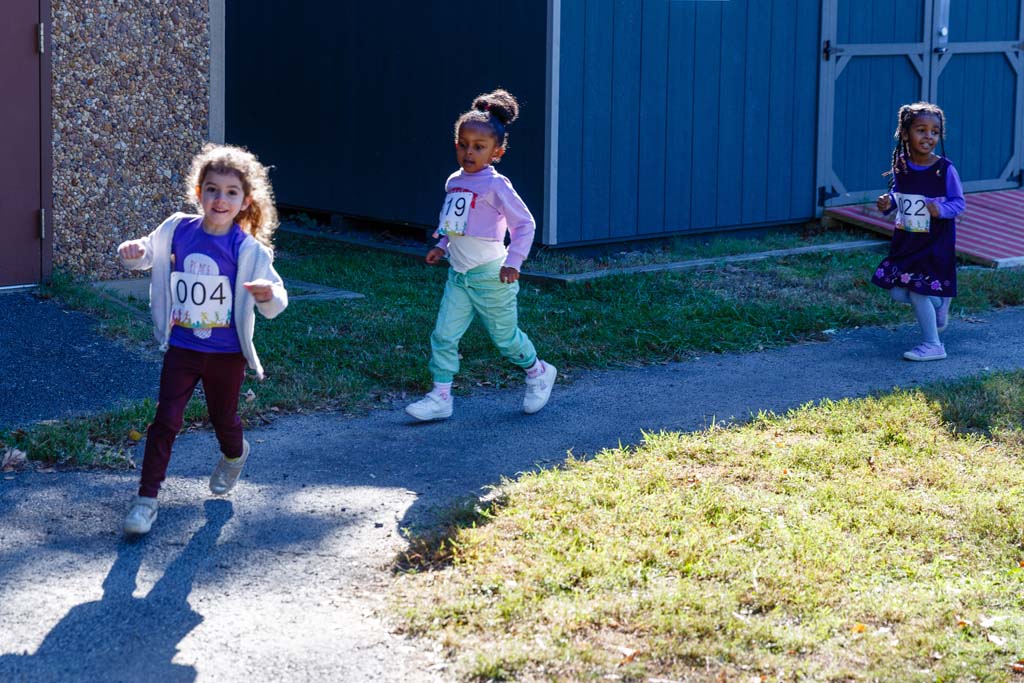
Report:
0,499,232,683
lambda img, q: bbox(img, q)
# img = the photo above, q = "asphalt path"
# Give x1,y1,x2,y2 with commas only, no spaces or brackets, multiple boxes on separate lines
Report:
2,298,1024,682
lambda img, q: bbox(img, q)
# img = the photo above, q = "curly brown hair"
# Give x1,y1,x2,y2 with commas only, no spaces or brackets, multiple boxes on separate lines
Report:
186,143,278,249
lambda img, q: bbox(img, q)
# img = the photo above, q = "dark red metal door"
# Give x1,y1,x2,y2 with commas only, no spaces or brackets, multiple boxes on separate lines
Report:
0,1,45,286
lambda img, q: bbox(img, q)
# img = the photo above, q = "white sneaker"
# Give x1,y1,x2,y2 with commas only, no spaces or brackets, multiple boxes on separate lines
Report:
209,438,250,495
123,496,158,535
523,362,557,414
405,392,453,421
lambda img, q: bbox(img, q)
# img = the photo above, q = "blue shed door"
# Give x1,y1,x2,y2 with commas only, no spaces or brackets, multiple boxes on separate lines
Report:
816,0,1024,208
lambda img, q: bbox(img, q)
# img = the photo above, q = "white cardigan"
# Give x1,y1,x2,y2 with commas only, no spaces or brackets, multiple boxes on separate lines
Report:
118,212,288,379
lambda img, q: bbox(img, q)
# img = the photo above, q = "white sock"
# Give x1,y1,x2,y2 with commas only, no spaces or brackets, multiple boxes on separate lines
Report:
431,382,452,400
525,360,546,379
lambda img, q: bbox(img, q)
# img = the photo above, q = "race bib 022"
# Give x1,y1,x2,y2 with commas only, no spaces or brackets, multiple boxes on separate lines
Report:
893,192,931,233
170,271,233,329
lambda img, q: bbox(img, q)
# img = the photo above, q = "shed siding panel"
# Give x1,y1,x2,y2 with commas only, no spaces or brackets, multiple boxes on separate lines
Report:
637,0,670,236
940,55,1016,182
663,2,696,233
950,0,1019,41
557,0,586,244
690,4,723,230
742,1,772,225
610,0,643,238
580,0,615,241
789,0,820,218
560,0,821,242
716,1,746,229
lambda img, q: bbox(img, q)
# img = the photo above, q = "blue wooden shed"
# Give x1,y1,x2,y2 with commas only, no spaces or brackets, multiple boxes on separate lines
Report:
224,0,1024,247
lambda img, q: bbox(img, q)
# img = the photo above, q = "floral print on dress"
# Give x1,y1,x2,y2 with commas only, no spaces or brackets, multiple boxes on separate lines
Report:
873,259,952,294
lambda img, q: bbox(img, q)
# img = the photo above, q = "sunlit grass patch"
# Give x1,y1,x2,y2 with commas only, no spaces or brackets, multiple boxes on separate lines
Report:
395,383,1024,682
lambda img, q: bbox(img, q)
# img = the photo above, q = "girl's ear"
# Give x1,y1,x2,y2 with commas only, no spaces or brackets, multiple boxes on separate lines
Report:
241,195,252,212
492,146,506,161
194,185,202,202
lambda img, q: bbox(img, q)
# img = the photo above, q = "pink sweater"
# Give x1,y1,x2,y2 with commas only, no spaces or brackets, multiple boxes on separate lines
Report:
434,166,535,271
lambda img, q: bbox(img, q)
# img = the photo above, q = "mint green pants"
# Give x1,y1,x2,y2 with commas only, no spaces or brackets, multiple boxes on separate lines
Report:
428,259,537,383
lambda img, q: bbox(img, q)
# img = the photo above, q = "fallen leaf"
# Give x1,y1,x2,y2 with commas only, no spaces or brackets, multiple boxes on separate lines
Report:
988,634,1007,646
851,622,867,633
1,448,27,471
244,389,256,403
128,429,143,441
615,646,639,666
1010,662,1024,673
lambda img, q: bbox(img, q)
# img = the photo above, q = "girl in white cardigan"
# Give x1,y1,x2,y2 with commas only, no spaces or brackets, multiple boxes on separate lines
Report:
117,144,287,535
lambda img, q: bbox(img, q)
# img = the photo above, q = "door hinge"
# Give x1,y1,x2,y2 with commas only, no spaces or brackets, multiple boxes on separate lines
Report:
37,23,45,54
40,208,46,240
818,186,840,206
822,39,844,61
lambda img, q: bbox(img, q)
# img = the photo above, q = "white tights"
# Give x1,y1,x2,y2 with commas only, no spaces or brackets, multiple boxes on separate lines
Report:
889,287,942,344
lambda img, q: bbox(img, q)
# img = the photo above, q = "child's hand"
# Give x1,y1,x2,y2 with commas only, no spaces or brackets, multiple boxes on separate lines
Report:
425,248,446,265
500,266,520,284
119,242,145,260
243,280,274,303
876,194,892,212
926,201,940,218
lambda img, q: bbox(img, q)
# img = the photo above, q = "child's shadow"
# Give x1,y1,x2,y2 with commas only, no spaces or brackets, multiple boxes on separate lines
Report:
0,499,232,683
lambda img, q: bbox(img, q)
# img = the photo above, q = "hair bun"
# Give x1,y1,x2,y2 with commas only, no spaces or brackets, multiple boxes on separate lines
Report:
471,88,519,126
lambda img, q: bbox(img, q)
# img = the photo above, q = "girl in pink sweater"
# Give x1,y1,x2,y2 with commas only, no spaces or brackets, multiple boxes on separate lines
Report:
406,89,556,421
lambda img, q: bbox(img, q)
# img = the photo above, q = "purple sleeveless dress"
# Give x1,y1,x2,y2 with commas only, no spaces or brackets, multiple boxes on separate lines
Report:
871,157,957,297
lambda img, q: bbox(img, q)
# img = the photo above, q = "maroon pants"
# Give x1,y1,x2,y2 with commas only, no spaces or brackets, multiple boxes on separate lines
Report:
139,345,247,498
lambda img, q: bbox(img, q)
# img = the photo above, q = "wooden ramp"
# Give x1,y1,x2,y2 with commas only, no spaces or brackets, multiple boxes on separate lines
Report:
825,188,1024,268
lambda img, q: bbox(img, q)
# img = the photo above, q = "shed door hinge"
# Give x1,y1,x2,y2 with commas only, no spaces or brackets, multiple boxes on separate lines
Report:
822,39,844,61
818,186,840,206
38,23,45,54
40,208,46,240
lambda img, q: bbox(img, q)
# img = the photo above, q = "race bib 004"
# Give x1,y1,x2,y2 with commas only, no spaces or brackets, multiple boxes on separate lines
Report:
170,271,232,329
437,191,474,236
894,192,931,233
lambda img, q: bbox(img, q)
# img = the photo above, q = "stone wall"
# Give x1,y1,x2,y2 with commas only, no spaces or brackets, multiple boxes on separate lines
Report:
52,1,209,280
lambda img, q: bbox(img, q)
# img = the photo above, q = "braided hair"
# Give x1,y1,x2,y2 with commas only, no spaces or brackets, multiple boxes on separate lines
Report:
453,88,519,159
885,101,947,190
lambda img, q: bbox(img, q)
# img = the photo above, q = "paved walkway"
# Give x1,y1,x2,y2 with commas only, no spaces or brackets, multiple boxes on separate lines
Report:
2,291,1024,681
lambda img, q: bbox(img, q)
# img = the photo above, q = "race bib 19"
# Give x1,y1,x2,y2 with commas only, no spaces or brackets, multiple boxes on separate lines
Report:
894,192,931,233
170,271,232,329
437,191,474,236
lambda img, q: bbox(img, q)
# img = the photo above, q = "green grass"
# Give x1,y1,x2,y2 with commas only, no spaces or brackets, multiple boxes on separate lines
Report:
4,230,1024,464
393,373,1024,682
527,222,879,274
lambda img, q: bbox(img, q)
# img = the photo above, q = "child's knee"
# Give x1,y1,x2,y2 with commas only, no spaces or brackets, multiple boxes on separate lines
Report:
889,287,911,304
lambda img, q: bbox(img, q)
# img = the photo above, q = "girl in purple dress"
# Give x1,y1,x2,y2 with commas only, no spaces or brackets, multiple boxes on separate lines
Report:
871,102,965,361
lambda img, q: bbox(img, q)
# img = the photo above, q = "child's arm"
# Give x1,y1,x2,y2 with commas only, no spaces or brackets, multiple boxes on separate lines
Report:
927,164,965,218
244,256,287,319
495,179,536,272
117,234,155,270
876,193,894,213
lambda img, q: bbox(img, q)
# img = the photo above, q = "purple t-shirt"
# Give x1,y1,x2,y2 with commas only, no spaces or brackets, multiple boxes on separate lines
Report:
168,217,247,353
